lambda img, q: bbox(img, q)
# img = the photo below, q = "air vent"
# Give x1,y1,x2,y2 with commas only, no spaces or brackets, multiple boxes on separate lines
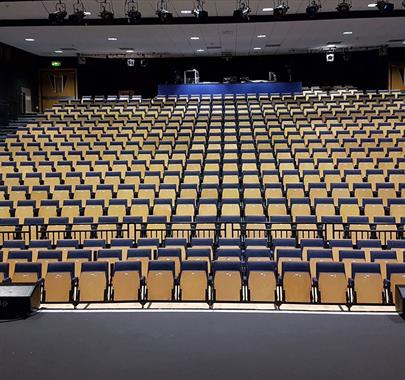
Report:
222,30,234,35
206,45,222,50
59,47,77,51
265,43,281,47
326,41,342,45
387,39,403,43
221,51,233,57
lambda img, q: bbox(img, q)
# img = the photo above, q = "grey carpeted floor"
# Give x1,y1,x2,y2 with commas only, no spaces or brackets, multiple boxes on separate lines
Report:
0,311,404,380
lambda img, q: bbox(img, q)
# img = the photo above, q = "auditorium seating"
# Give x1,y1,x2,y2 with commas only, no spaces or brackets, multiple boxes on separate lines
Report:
1,89,405,306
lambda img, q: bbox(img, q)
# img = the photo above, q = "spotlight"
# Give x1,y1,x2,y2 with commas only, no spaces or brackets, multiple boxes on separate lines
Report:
126,0,141,24
156,0,173,23
99,0,114,23
69,10,85,24
273,1,289,18
336,0,351,14
306,0,321,18
68,0,86,24
326,52,335,62
376,0,394,14
193,0,208,20
233,0,251,20
379,46,388,56
48,0,67,25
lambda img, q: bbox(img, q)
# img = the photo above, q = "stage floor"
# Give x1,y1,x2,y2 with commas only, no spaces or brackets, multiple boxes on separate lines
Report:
0,310,404,379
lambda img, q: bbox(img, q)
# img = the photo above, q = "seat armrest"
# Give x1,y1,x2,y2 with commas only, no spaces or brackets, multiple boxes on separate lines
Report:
242,274,248,285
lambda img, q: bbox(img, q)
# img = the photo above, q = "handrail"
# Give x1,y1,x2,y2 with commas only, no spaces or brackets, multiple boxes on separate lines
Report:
0,221,402,245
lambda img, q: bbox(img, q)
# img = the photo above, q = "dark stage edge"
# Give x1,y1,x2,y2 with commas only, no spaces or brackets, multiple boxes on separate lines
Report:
0,311,404,380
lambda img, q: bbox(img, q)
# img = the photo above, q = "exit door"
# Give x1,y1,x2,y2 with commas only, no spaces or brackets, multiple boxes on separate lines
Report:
39,69,77,111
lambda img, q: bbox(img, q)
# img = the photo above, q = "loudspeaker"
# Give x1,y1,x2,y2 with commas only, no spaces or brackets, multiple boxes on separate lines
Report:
326,53,335,63
0,283,41,318
394,285,405,315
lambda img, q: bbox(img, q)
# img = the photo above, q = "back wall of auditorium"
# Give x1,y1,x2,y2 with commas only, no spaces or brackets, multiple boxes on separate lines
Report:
1,42,405,117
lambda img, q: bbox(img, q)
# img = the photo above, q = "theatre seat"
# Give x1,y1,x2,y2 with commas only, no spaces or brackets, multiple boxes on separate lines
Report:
282,261,312,303
352,263,384,304
212,261,242,302
111,261,142,302
12,262,42,284
44,262,75,303
78,262,109,302
386,263,405,303
247,261,277,302
146,260,175,301
316,262,348,304
179,261,208,301
0,263,10,282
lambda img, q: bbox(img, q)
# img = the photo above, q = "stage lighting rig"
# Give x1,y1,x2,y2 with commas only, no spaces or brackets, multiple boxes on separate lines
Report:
336,0,351,14
99,0,114,23
306,0,321,18
49,0,67,25
126,0,142,24
376,0,394,14
156,0,173,23
273,0,289,18
193,0,208,20
69,0,86,24
233,0,251,20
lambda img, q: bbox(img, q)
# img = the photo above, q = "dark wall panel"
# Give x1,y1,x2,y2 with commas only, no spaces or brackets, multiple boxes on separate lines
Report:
61,49,392,98
0,43,40,123
0,42,398,125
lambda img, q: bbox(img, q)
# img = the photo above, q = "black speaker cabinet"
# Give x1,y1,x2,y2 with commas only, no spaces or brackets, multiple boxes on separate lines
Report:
394,285,405,315
0,282,41,318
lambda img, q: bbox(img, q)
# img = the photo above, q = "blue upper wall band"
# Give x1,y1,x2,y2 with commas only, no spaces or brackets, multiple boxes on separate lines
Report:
158,82,302,96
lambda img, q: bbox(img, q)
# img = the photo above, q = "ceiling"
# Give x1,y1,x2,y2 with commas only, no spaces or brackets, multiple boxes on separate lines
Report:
0,0,404,57
0,0,401,19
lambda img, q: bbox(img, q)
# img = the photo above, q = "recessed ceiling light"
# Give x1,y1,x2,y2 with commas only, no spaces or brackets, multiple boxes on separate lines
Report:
257,34,266,38
343,31,353,35
368,3,377,7
262,7,274,11
84,11,91,16
54,50,63,53
126,49,135,53
108,37,118,41
190,36,200,40
327,44,336,48
403,41,405,44
253,47,262,50
25,38,35,42
196,49,205,52
181,10,192,14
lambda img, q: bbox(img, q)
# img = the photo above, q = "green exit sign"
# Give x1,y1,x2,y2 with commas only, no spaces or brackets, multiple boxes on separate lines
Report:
51,61,62,67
